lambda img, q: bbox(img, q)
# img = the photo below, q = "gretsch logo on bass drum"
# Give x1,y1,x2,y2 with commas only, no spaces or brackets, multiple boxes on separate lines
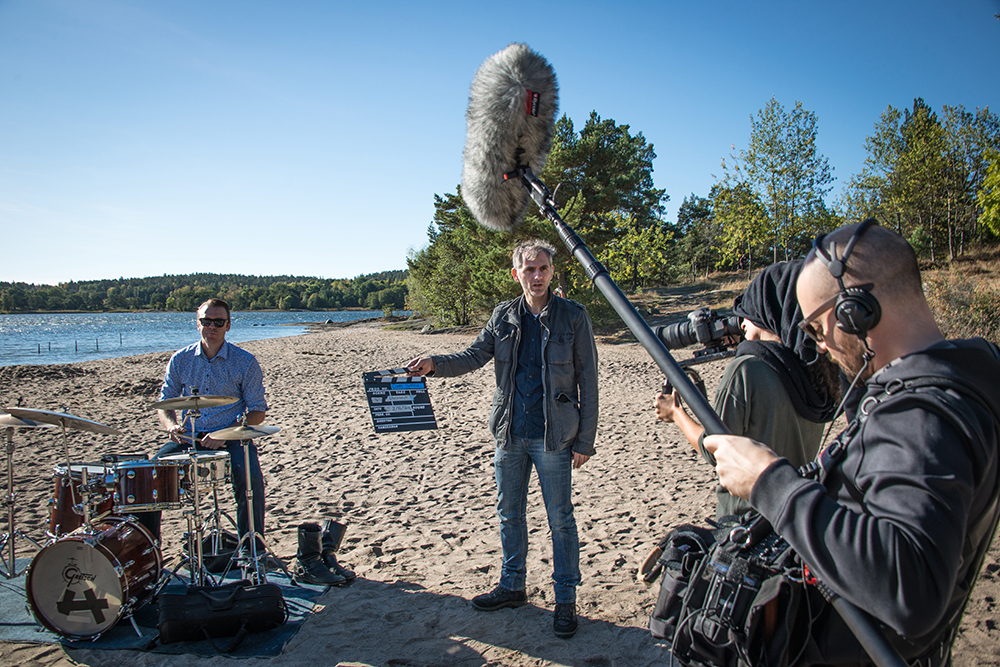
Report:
62,559,97,587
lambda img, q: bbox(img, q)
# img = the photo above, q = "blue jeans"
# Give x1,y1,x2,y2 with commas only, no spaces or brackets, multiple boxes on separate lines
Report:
135,439,265,548
494,436,580,604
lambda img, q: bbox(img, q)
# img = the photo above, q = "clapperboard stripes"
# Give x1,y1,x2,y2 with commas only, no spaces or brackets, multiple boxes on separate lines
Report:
362,368,438,433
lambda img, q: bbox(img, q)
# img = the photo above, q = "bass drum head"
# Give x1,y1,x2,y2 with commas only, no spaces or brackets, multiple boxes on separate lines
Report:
26,538,126,639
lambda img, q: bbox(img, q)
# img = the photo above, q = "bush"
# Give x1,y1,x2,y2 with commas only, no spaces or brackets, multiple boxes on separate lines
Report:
923,271,1000,344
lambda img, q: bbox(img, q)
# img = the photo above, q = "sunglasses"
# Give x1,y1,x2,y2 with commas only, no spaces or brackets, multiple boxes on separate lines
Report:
797,295,837,342
198,317,229,328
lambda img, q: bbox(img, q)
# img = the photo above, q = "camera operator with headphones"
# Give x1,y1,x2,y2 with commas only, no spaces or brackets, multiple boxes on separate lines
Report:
704,220,1000,665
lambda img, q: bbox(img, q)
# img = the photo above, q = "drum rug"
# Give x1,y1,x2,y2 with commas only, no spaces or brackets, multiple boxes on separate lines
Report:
0,558,328,656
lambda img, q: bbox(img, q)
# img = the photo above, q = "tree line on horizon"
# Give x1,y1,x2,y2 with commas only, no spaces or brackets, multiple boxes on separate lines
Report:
0,270,408,314
408,97,1000,326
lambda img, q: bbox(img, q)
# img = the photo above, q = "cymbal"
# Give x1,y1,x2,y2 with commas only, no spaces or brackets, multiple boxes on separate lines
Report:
151,395,238,411
0,413,56,429
3,407,121,436
207,425,280,441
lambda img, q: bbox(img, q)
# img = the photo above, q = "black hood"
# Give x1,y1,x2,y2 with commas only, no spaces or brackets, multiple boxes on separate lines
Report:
733,259,818,366
733,260,836,422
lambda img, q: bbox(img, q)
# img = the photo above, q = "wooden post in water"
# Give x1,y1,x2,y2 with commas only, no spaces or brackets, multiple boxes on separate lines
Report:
96,338,99,351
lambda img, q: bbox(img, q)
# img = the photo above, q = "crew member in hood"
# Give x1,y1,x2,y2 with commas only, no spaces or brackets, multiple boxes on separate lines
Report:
653,260,840,519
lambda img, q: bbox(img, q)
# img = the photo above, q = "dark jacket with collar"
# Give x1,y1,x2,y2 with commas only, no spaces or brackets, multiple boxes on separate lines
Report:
751,338,1000,664
430,293,599,455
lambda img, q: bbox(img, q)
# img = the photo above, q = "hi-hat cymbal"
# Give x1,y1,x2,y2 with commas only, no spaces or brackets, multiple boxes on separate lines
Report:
0,413,56,429
208,425,280,441
3,407,121,435
151,395,238,411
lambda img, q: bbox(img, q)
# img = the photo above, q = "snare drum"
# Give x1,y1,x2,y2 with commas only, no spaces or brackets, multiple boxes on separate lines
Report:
112,459,184,512
26,516,161,640
49,463,115,536
160,451,231,496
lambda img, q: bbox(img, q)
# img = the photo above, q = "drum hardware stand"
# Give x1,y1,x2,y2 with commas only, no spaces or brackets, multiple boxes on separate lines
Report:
219,419,290,586
200,485,238,557
0,426,45,578
229,435,267,585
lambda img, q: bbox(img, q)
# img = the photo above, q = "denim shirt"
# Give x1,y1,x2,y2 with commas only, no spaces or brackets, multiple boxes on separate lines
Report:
160,340,268,434
512,305,545,438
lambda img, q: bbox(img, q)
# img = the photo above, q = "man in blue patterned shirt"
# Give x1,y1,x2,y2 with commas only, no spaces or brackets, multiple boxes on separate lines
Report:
136,298,268,554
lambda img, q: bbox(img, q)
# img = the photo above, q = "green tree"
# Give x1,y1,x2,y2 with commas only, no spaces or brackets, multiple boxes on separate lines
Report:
842,100,999,260
409,111,668,325
979,149,1000,236
726,97,834,261
713,182,769,278
675,194,716,280
407,192,510,326
601,212,676,290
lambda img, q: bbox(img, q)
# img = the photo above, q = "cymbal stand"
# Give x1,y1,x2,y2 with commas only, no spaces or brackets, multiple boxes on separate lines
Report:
182,453,210,587
228,436,290,585
58,412,95,536
0,427,43,578
178,388,210,586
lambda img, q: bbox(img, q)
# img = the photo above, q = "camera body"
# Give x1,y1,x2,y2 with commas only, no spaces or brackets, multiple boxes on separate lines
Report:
655,308,743,399
653,308,742,350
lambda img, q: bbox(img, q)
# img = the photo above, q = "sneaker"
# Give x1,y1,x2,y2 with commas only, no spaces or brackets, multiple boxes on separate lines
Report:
553,602,578,638
471,585,527,611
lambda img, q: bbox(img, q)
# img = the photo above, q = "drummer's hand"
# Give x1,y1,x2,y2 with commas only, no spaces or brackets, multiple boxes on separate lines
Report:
165,423,186,445
200,435,226,450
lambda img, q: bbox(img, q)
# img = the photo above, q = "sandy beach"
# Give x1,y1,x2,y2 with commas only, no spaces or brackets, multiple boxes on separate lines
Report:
0,320,996,667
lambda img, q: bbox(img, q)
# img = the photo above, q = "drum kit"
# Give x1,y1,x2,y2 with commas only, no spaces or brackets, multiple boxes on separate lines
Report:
0,394,282,642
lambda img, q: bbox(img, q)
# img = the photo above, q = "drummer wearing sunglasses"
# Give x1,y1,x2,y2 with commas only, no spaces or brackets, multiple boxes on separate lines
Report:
135,298,269,554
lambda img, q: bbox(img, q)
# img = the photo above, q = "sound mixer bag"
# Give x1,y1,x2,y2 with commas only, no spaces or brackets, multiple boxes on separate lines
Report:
157,579,288,652
647,514,807,667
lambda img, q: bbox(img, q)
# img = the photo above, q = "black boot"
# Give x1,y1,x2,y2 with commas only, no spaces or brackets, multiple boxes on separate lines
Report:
321,519,356,581
294,523,346,586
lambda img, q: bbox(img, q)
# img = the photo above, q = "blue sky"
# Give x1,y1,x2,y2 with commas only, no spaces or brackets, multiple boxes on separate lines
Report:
1,0,997,285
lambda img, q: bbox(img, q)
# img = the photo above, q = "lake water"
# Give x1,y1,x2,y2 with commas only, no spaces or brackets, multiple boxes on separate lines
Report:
0,311,388,367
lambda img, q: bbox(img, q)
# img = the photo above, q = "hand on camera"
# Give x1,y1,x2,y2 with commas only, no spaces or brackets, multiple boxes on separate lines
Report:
653,390,682,423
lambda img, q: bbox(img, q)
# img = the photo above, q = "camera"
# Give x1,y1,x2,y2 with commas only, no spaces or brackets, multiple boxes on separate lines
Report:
653,308,742,350
655,308,743,399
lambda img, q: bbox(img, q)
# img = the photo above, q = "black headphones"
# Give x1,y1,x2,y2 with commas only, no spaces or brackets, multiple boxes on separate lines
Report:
812,218,882,337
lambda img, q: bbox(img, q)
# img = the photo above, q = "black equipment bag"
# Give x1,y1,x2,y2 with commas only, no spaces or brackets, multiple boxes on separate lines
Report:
647,514,806,667
157,579,288,651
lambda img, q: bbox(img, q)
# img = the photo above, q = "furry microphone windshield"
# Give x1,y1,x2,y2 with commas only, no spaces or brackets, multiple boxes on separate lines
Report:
461,43,559,232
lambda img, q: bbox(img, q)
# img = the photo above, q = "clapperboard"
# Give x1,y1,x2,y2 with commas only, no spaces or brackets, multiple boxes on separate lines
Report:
362,368,438,433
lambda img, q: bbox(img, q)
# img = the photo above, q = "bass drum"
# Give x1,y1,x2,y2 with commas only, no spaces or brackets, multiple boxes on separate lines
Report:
26,517,161,640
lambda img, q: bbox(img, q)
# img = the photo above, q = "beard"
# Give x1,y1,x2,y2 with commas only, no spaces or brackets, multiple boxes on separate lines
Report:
831,332,874,383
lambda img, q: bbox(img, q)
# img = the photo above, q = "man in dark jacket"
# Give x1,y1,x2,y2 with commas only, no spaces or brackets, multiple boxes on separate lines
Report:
705,220,1000,665
406,239,598,639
